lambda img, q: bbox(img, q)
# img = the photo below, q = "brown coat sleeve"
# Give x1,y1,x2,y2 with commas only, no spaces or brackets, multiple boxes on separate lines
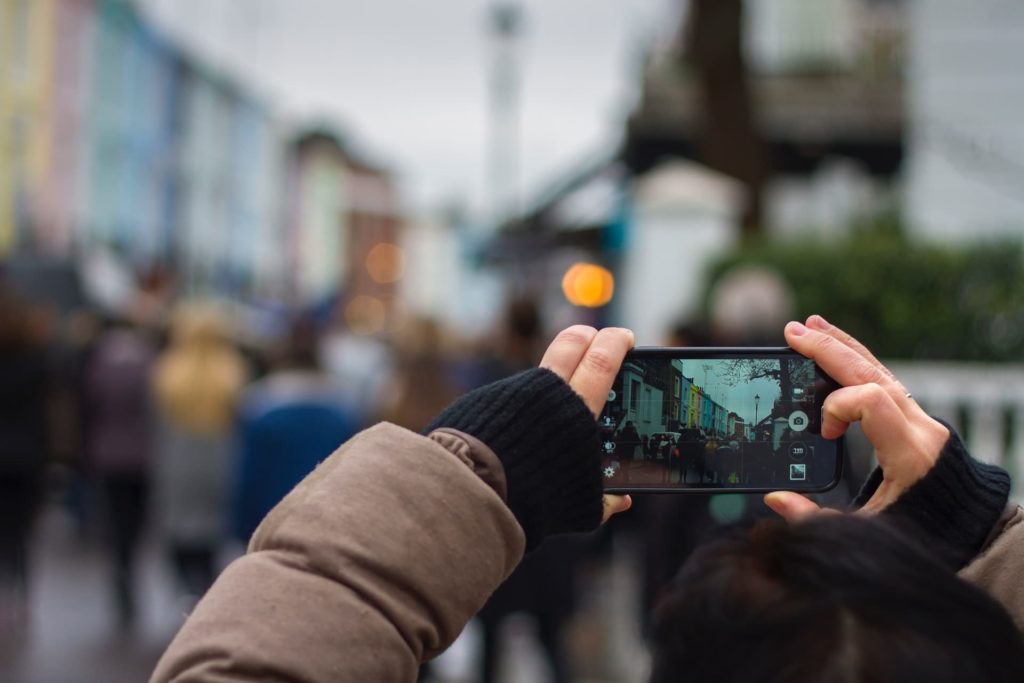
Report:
151,423,526,682
959,504,1024,631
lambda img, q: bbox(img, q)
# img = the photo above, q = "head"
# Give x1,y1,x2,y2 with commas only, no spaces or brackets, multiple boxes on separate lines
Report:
650,515,1024,683
154,303,245,433
708,265,794,345
167,303,232,351
275,314,321,371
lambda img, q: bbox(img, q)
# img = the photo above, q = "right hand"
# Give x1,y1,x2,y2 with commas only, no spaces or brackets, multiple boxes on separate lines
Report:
539,325,635,523
765,314,950,522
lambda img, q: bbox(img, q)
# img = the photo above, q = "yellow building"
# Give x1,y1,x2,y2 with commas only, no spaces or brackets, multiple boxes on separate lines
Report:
0,0,57,255
688,382,699,429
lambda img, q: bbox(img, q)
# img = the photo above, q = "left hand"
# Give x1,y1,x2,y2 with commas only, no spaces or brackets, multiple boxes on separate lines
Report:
539,325,635,523
764,314,950,523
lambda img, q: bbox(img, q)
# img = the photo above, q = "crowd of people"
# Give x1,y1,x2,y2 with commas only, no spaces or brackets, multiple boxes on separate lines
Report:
1,279,623,682
0,278,479,645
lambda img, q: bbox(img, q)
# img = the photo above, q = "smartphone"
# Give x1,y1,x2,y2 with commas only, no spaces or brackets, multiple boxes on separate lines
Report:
599,348,843,493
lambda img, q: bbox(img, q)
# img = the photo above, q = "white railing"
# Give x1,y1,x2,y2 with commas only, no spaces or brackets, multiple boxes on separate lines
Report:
888,362,1024,502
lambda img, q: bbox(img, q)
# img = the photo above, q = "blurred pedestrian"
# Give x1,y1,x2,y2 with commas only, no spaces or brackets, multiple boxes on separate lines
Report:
468,298,585,683
152,305,248,599
320,320,396,424
81,316,156,628
381,316,462,433
231,316,359,542
620,420,641,460
633,319,715,635
0,283,52,641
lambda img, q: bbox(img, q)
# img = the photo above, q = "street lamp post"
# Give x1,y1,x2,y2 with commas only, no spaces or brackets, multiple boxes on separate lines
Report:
754,394,760,439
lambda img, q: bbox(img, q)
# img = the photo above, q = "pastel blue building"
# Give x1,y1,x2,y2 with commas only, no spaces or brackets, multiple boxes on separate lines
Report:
83,0,179,262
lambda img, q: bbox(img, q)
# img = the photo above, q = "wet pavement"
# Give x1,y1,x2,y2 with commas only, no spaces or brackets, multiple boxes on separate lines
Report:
2,507,189,683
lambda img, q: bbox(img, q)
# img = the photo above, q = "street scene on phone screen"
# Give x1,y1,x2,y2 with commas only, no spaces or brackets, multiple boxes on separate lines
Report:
600,356,824,488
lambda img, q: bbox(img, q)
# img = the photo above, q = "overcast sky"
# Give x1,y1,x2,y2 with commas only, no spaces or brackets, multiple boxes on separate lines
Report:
679,359,782,426
139,0,678,219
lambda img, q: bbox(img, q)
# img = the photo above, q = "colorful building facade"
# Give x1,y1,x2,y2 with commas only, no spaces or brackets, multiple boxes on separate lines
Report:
0,0,56,254
1,0,393,310
288,129,402,319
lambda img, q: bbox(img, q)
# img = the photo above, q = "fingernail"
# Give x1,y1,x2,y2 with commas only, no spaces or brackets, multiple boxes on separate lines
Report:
787,321,807,336
808,314,830,330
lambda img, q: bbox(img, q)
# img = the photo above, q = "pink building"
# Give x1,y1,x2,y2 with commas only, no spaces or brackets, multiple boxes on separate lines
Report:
33,0,92,255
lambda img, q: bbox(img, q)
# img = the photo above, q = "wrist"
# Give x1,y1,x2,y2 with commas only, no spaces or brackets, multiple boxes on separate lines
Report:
855,422,1010,569
425,367,604,550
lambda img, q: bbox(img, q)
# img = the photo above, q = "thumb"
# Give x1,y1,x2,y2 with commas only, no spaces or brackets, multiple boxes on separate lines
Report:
764,491,822,524
602,494,632,524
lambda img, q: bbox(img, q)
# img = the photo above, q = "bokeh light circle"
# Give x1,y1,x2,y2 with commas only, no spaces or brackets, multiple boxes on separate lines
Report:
562,262,615,308
365,243,406,284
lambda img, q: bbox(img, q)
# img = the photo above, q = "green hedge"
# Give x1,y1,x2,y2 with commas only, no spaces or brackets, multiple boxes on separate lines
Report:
703,223,1024,361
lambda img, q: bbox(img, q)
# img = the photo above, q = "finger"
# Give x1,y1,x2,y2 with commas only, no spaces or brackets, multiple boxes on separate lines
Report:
806,315,905,390
539,325,598,382
857,481,909,515
568,327,635,416
785,321,891,390
823,383,909,453
602,494,632,524
763,492,826,523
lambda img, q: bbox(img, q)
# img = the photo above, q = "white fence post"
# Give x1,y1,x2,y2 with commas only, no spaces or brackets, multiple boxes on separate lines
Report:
887,362,1024,502
1012,409,1024,504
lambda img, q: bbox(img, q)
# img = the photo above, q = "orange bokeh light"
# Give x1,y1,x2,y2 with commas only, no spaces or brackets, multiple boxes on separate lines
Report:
365,243,406,284
562,263,614,308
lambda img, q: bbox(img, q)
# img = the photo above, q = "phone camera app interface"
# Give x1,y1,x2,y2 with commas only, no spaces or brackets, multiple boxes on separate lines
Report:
601,355,830,490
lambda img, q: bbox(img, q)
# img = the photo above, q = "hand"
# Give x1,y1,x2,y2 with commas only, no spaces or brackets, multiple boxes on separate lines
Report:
539,325,635,522
765,314,950,523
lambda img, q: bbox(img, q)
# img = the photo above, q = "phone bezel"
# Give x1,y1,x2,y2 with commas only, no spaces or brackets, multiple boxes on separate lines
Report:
601,346,844,495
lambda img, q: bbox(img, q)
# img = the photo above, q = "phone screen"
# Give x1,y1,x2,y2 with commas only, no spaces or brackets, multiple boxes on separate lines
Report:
599,348,842,493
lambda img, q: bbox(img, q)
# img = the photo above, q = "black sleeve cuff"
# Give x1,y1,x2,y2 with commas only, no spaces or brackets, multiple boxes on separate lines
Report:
425,368,604,551
853,421,1011,570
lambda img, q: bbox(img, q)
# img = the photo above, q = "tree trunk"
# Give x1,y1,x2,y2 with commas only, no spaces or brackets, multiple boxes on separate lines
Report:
684,0,767,241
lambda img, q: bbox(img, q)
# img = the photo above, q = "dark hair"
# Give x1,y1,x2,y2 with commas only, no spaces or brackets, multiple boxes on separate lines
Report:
650,515,1024,683
277,315,320,370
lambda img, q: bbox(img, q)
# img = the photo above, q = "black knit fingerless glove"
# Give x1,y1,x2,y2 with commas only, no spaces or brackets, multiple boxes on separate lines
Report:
425,367,604,551
853,422,1011,570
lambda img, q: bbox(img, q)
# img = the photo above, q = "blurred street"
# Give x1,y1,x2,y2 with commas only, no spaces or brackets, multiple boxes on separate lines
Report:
3,505,191,683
